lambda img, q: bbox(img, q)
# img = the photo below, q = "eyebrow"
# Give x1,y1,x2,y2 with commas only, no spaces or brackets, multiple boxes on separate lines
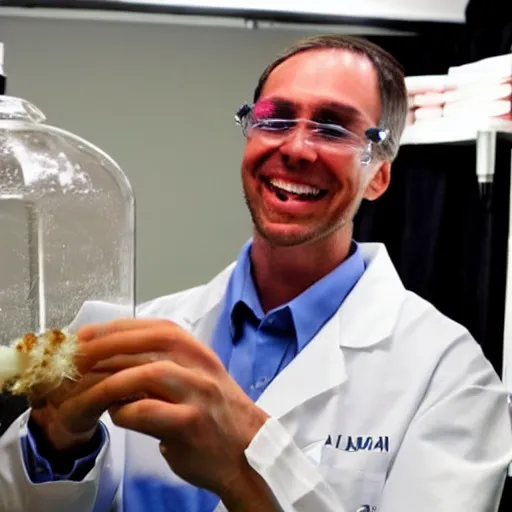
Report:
317,101,365,123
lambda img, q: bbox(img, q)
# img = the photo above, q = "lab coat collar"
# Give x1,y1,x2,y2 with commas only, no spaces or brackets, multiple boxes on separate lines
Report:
336,242,406,349
182,242,405,350
181,262,236,327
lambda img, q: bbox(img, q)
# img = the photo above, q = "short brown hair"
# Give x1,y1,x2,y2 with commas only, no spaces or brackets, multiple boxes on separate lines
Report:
253,35,408,161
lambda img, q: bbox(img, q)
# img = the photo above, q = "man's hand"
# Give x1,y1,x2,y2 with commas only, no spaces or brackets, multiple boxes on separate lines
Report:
76,318,273,506
28,319,169,451
29,362,111,451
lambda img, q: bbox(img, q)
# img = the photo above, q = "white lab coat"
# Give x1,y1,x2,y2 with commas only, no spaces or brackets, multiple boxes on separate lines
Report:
1,243,512,512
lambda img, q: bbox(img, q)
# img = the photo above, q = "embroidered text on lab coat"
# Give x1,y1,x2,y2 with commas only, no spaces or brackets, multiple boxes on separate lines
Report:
325,435,390,452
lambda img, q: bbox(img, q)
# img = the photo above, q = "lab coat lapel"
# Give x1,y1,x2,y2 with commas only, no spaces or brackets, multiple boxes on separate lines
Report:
189,301,224,347
255,311,346,419
180,262,234,343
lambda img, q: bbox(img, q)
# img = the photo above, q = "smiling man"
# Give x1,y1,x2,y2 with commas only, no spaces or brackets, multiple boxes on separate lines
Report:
1,35,512,512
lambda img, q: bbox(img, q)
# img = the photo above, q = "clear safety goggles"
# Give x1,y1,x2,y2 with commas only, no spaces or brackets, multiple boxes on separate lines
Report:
235,102,389,164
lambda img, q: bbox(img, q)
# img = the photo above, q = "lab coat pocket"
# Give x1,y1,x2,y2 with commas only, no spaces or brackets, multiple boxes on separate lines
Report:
318,445,387,512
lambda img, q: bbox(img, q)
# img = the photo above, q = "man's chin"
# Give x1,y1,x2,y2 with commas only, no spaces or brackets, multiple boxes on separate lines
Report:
253,223,319,248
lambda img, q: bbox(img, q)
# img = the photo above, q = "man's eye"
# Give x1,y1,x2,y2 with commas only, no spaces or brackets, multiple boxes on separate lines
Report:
254,119,295,131
315,124,349,139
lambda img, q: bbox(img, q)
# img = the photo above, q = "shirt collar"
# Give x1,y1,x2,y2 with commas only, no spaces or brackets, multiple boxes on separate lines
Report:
224,241,260,339
290,242,365,350
226,240,365,350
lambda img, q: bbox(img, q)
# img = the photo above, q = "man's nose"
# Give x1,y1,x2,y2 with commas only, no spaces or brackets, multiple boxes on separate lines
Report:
278,127,318,169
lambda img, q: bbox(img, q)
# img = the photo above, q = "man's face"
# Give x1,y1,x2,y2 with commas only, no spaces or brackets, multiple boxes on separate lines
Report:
241,48,390,247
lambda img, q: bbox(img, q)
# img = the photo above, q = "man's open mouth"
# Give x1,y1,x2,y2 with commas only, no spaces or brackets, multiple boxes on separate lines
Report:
261,177,328,202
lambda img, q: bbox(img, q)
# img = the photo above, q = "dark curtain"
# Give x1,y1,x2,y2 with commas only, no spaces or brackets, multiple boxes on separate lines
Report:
0,394,28,436
362,2,512,509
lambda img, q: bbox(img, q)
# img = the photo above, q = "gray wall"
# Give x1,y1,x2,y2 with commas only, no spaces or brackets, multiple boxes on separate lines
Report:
0,14,396,302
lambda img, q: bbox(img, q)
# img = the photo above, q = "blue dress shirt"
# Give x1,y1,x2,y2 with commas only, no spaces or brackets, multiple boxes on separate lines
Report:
22,240,365,512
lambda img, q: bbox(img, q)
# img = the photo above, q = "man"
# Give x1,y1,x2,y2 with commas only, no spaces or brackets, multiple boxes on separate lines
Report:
1,35,512,512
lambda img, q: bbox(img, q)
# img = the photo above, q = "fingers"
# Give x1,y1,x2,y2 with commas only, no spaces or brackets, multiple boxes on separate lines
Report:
108,399,198,441
30,371,111,408
28,370,142,442
77,318,170,342
59,371,112,398
78,325,218,374
111,392,149,406
67,360,199,421
90,353,167,373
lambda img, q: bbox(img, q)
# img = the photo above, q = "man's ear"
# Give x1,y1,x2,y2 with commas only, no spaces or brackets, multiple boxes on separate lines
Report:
364,161,391,201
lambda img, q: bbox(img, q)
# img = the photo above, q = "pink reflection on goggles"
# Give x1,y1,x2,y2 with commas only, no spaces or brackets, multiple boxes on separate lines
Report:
253,99,276,120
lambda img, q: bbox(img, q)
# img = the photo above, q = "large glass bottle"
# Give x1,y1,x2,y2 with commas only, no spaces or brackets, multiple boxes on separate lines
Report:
0,95,135,348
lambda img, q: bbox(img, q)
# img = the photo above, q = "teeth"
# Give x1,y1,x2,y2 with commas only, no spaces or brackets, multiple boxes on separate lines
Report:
269,179,321,196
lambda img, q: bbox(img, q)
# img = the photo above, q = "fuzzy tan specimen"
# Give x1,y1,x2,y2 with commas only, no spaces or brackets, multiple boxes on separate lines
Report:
0,329,79,397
